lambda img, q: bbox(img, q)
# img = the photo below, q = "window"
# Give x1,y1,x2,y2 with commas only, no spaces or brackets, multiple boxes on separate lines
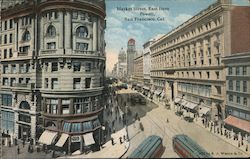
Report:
73,78,81,89
1,94,12,106
85,78,91,88
74,98,90,114
243,66,247,75
19,78,24,84
199,72,202,78
229,94,233,102
73,62,81,72
215,86,221,95
51,78,58,89
207,72,210,79
51,62,58,72
76,42,88,51
0,35,2,44
11,65,16,73
26,64,30,72
76,26,88,38
236,67,240,75
236,96,240,104
9,34,12,43
9,19,13,29
216,71,219,79
9,49,12,58
47,42,56,49
4,21,7,30
229,80,233,90
192,72,195,77
82,121,93,132
20,64,25,73
71,123,82,132
47,25,56,37
19,114,31,123
19,46,30,53
236,81,240,91
217,57,220,65
1,111,14,134
54,12,58,19
62,99,70,114
243,98,247,106
85,62,91,72
63,122,71,132
4,35,7,44
46,99,58,114
243,81,247,92
4,49,7,58
208,59,211,65
201,60,204,65
3,65,8,74
22,30,31,41
26,78,30,84
228,67,233,75
44,78,48,88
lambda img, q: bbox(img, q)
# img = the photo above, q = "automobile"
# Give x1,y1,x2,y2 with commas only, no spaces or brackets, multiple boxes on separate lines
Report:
175,111,183,116
184,116,194,122
120,83,128,89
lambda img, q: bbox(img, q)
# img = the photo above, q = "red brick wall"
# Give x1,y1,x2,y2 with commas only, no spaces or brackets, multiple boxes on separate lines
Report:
231,6,250,54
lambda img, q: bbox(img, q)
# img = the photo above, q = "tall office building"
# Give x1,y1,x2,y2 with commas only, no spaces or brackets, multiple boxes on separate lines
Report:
126,38,136,79
0,0,106,154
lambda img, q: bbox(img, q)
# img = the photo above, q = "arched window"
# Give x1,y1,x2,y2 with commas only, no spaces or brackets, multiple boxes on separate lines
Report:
22,30,31,41
47,25,56,37
76,26,88,38
20,101,30,110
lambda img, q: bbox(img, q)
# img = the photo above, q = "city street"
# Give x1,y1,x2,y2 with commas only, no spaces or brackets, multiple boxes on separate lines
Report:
121,88,249,158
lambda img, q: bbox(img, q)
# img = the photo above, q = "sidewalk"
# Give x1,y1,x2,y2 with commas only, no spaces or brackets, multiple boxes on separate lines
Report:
137,90,250,156
63,128,129,158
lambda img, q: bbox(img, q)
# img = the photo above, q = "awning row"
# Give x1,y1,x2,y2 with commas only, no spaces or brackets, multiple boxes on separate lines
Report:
39,130,95,147
224,115,250,133
174,97,210,115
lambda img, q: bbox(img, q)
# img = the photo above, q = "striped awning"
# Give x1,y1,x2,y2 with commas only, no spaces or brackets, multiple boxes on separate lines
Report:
83,132,95,146
185,102,198,110
38,130,58,145
199,106,210,116
174,97,182,103
55,133,69,147
224,116,250,133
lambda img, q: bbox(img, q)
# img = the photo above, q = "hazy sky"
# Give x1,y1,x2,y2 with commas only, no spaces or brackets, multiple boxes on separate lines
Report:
104,0,250,75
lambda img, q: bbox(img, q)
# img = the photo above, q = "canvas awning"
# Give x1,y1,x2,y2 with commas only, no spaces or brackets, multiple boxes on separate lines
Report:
224,116,250,133
199,106,210,116
83,132,95,146
154,90,162,95
180,100,188,106
185,102,198,110
55,133,69,147
38,130,58,145
174,97,181,103
143,86,150,90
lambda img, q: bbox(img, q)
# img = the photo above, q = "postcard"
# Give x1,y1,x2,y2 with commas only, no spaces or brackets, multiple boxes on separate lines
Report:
0,0,249,158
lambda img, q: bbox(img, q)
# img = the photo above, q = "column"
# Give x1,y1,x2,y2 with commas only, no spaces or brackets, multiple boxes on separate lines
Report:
40,15,44,50
58,11,63,49
68,136,71,155
69,98,74,114
58,99,62,115
92,18,97,51
14,19,18,52
64,11,71,50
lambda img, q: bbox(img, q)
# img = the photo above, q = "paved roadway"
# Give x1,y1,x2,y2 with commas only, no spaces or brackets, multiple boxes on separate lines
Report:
122,90,248,158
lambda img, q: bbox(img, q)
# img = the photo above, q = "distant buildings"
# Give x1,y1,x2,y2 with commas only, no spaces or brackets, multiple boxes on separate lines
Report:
0,0,106,154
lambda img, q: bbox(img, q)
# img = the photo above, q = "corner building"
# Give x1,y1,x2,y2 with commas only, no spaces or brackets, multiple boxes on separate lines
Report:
150,0,249,124
0,0,106,154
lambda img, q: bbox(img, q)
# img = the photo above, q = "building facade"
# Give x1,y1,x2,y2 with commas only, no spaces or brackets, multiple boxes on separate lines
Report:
133,54,143,91
150,0,249,123
223,53,250,136
0,0,106,154
127,38,136,79
117,48,127,79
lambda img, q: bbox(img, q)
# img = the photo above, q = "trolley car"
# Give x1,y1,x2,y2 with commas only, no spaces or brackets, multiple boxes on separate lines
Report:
128,135,164,158
173,134,212,158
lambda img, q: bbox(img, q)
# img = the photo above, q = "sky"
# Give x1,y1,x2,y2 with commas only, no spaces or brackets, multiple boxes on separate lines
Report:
105,0,250,75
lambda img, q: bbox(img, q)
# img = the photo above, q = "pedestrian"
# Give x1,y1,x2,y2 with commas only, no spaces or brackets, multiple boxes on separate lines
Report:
119,137,123,144
8,139,11,147
241,138,244,145
111,137,114,145
123,135,126,141
17,145,20,154
246,144,248,152
22,139,25,147
166,118,169,123
238,141,240,147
